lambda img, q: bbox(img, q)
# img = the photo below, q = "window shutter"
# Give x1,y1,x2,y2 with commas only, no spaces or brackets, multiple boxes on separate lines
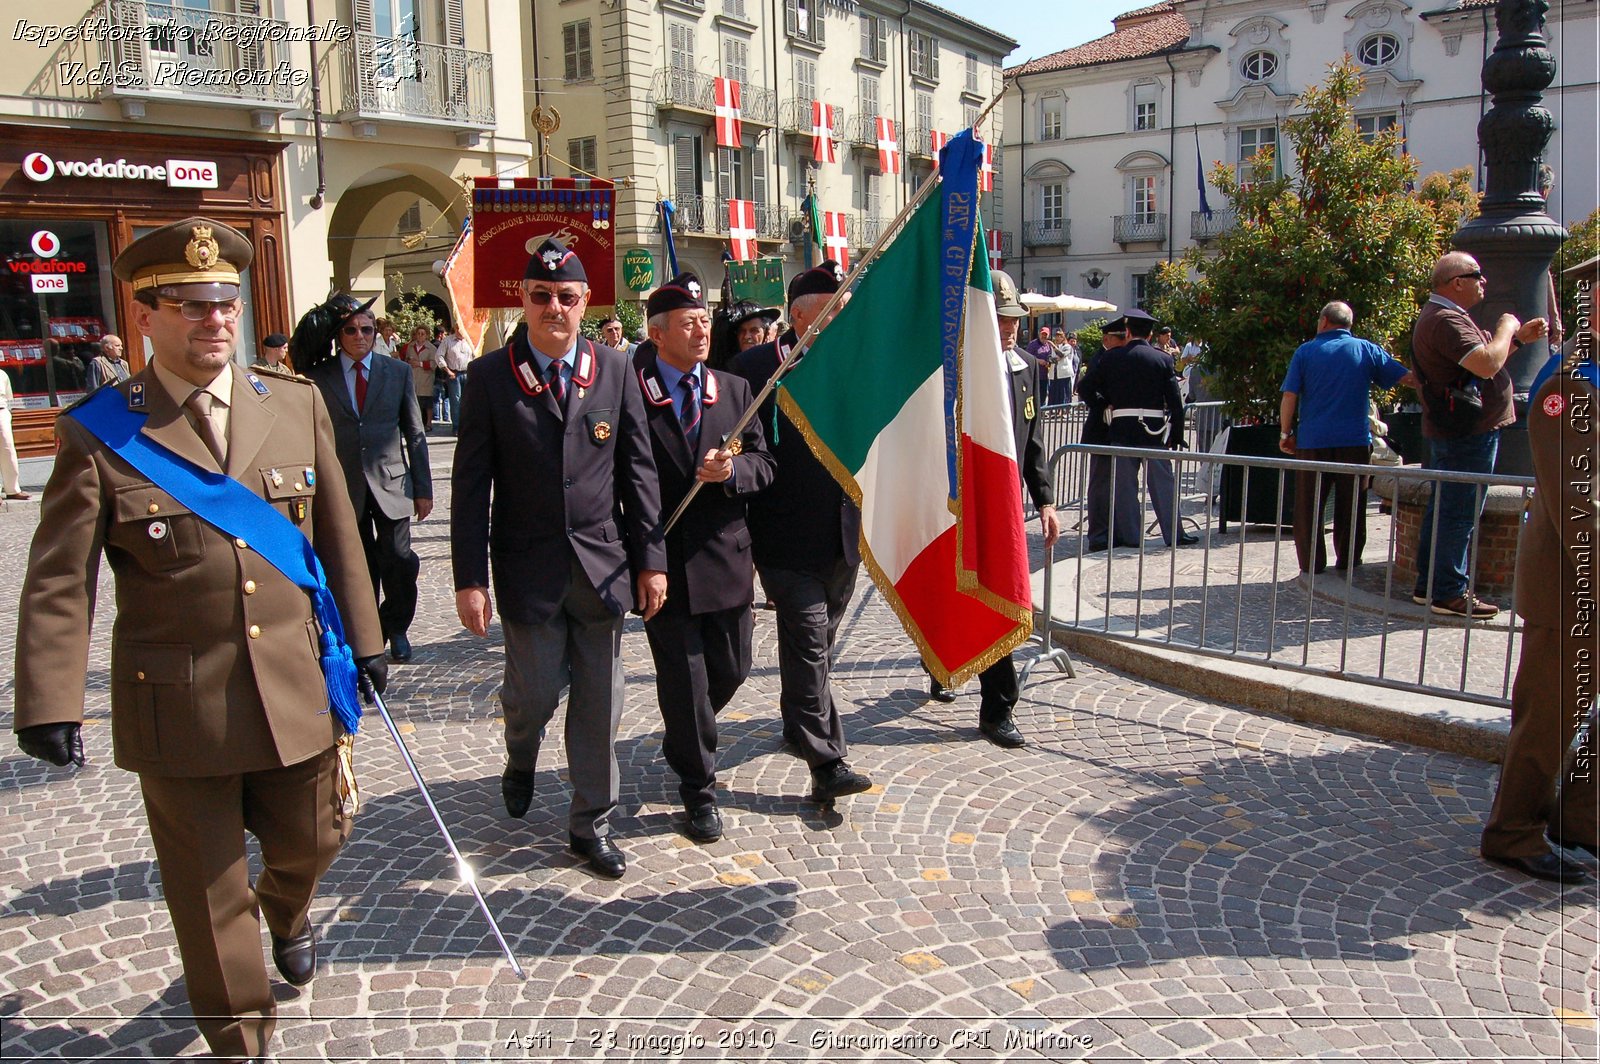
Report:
859,15,870,57
444,0,465,46
675,135,697,198
752,144,768,207
717,147,733,201
874,17,885,61
785,0,798,36
579,23,592,80
814,1,826,44
352,0,373,32
931,38,940,80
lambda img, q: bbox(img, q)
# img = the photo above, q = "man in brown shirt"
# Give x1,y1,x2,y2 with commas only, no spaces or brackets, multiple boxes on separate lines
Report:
12,218,385,1059
1410,251,1546,618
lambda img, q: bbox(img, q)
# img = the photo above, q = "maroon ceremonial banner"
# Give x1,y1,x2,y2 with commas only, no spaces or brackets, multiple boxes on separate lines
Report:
471,178,616,308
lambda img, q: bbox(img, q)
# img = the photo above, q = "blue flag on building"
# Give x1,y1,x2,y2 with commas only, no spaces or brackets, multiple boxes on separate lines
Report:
1195,126,1213,219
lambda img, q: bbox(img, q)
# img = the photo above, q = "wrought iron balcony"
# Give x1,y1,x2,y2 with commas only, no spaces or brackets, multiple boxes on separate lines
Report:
651,68,775,127
1024,219,1072,248
668,195,783,240
93,0,297,109
907,126,935,159
1113,213,1168,245
998,231,1014,259
1191,208,1239,242
844,114,882,150
326,32,494,133
853,214,884,247
670,193,717,235
779,98,844,142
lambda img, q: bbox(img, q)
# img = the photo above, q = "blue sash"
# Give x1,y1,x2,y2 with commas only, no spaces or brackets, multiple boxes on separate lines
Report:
70,386,364,733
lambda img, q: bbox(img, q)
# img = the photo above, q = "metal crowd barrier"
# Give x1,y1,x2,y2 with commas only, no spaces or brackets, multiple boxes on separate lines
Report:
1037,442,1534,708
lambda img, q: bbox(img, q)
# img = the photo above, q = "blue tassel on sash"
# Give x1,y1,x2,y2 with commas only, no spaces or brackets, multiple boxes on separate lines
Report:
71,388,364,733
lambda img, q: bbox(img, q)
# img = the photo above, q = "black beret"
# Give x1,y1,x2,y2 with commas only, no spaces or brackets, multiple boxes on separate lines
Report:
788,260,846,305
262,333,288,348
524,238,587,283
646,272,707,318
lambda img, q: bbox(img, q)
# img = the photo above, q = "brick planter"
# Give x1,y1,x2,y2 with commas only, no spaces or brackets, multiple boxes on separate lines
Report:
1371,474,1526,602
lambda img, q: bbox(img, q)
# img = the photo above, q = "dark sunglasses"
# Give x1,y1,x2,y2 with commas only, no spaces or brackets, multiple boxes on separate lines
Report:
341,325,377,336
1450,270,1484,282
525,289,585,308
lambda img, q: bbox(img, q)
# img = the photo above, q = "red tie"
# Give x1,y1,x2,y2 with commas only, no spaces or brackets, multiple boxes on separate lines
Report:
354,361,368,413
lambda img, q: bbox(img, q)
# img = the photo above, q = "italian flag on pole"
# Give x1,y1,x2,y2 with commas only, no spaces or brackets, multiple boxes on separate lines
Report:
778,132,1032,685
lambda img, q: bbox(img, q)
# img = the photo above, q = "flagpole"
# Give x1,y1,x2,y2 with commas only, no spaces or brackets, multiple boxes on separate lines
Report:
663,91,1005,534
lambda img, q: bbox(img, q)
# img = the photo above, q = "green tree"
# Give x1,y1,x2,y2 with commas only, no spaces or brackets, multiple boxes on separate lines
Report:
1557,207,1600,336
1154,60,1477,421
581,299,644,342
385,271,441,344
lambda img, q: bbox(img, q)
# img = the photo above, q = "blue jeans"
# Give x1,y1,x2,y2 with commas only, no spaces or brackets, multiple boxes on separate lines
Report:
1413,430,1498,602
440,375,462,428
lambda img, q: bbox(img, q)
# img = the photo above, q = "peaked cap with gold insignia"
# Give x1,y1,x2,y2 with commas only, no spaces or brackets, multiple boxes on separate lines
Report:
112,216,253,302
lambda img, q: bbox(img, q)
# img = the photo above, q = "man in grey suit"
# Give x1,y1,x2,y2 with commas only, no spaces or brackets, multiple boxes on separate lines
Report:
306,300,433,662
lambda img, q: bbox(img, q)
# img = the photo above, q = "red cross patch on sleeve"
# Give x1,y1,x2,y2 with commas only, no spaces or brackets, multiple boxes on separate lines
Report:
1542,392,1566,417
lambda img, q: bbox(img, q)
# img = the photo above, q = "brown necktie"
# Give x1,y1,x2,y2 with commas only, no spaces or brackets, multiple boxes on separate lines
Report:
185,389,227,468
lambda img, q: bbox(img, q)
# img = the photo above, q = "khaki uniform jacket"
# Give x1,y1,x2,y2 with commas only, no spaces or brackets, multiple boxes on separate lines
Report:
12,364,383,777
1517,368,1600,624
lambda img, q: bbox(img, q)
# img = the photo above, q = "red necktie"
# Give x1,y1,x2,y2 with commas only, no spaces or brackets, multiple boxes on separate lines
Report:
354,361,368,413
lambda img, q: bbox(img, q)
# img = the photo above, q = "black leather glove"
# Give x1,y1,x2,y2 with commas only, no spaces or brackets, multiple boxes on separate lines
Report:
17,722,85,767
356,655,388,697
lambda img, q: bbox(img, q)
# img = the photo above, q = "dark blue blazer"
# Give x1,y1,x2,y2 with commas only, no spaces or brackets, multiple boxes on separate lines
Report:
732,331,862,574
633,343,775,615
450,336,666,625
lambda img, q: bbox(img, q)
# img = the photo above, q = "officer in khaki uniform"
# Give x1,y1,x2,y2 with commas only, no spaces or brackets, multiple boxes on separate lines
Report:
1480,254,1600,885
11,218,385,1060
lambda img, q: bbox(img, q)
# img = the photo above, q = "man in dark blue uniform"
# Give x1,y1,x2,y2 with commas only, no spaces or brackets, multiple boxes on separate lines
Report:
1083,309,1193,549
633,273,775,842
451,238,667,879
734,262,874,802
1076,323,1139,550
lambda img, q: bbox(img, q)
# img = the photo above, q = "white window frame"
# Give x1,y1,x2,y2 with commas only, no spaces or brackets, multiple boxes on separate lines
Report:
1236,124,1278,184
1239,50,1278,82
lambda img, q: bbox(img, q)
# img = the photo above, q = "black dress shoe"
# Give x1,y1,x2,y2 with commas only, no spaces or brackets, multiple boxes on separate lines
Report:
1176,534,1199,546
1550,835,1600,860
810,760,872,801
928,676,957,703
685,807,723,843
1085,540,1109,553
1485,851,1590,884
270,923,317,986
501,767,534,818
569,833,626,878
979,715,1027,749
388,632,413,663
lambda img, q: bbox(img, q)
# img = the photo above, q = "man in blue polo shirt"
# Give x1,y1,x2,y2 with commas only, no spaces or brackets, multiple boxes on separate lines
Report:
1279,301,1415,574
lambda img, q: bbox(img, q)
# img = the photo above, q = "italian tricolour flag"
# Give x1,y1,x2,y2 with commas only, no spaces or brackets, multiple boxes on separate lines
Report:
778,136,1032,685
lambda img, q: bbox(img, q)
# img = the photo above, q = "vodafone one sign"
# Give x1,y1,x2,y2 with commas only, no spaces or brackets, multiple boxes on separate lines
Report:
22,151,219,190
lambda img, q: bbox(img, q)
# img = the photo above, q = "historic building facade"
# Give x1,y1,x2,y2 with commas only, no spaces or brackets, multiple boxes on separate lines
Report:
997,0,1598,316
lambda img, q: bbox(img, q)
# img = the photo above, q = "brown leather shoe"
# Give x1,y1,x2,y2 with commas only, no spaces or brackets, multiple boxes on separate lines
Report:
271,922,317,986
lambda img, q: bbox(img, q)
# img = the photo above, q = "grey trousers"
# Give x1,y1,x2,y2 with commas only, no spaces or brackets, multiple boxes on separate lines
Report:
758,560,856,769
500,557,625,839
1087,455,1141,547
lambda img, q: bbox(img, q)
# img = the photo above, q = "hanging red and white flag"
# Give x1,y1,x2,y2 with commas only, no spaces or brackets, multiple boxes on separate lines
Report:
978,141,994,192
728,198,758,261
986,227,1004,270
875,116,900,175
714,77,743,148
823,210,851,271
811,100,837,164
930,130,950,167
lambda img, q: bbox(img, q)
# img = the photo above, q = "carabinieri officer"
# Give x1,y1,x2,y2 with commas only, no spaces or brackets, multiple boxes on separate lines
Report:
633,272,774,842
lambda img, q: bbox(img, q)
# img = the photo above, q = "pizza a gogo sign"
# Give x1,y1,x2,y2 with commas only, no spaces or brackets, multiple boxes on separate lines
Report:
21,151,219,189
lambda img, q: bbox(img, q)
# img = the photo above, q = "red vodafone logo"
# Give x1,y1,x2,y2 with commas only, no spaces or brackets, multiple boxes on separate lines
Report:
31,230,60,258
22,152,54,181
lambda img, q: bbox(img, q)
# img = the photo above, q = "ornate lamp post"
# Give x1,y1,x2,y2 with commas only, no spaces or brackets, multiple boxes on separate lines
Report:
1451,0,1567,473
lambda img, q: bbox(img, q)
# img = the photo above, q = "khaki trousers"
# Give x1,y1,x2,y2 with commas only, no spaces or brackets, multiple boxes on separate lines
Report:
1482,622,1600,859
140,747,348,1059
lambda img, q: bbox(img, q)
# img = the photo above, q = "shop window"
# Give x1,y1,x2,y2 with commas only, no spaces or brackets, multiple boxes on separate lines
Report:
0,219,116,409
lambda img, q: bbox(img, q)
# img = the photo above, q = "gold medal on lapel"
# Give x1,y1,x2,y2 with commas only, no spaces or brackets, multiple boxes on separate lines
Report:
592,421,612,442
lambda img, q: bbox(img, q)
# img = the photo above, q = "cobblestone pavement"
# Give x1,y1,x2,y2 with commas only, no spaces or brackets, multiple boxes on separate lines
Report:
2,435,1597,1062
